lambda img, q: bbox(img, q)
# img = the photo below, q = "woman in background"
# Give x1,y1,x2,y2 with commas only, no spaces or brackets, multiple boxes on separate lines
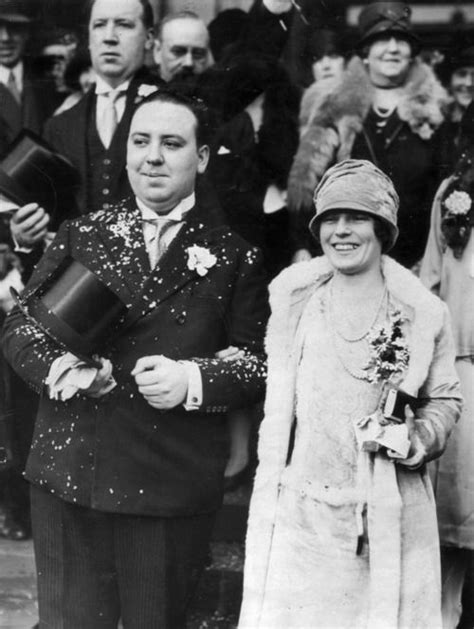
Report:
421,102,474,629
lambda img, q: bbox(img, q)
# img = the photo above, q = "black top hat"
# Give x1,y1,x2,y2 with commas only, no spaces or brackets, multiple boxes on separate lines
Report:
12,257,127,368
0,0,33,23
357,2,421,50
0,131,79,216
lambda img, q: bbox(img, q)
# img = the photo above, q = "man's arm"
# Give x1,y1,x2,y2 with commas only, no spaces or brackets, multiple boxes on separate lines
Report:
2,222,72,393
132,246,269,413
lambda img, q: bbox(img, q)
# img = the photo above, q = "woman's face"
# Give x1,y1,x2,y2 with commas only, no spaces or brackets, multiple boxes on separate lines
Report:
319,211,382,275
366,36,412,86
450,66,474,109
312,54,345,82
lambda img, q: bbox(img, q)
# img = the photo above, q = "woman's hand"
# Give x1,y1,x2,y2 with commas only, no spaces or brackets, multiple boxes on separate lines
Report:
388,405,427,470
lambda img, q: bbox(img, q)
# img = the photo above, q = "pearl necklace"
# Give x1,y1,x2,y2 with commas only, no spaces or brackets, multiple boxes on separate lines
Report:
326,283,388,382
328,282,388,343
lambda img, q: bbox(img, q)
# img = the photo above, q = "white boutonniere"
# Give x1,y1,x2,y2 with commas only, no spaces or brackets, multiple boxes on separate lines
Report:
135,84,159,103
444,190,472,216
186,245,217,277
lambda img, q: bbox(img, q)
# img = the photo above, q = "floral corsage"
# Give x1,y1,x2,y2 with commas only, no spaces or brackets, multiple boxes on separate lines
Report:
356,310,413,457
186,245,217,277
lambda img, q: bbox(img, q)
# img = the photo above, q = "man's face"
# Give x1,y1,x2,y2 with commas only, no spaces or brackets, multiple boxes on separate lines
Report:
0,20,29,68
127,100,209,214
89,0,153,87
154,18,210,83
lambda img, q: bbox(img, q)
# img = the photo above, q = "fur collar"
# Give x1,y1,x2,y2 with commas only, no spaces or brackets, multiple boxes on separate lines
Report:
303,56,448,141
266,255,446,395
288,57,449,213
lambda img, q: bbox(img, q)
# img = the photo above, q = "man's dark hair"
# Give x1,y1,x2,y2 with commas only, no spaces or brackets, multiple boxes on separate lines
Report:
87,0,154,30
133,87,214,147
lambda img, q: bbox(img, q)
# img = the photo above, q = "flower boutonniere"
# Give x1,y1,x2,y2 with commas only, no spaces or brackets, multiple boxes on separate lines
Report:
135,84,159,104
441,185,473,258
365,310,409,384
444,190,472,217
186,245,217,277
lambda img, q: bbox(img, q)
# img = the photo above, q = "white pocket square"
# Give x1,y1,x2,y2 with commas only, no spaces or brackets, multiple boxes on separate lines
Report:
217,145,231,155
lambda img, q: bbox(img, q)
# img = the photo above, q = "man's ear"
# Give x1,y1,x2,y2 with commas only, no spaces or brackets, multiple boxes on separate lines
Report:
144,29,154,51
153,39,162,65
197,144,210,174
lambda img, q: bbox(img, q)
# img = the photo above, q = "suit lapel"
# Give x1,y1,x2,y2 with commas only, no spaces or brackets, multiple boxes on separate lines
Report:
124,205,223,327
0,84,21,140
94,198,150,302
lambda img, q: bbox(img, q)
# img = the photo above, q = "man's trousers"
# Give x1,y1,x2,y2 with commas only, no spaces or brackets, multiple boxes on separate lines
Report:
31,485,215,628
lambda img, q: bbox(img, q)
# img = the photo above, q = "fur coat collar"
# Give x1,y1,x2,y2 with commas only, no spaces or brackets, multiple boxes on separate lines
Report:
289,56,449,213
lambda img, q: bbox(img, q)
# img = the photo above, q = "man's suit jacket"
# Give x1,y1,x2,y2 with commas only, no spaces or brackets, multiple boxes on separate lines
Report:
0,61,57,150
43,68,164,225
2,196,268,517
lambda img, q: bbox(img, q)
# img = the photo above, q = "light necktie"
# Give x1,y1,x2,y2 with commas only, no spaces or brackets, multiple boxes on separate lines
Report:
98,90,122,149
7,70,21,104
143,217,179,269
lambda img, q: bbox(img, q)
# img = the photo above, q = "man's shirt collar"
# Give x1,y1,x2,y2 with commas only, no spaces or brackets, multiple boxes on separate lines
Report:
0,61,23,88
95,75,131,96
136,193,196,222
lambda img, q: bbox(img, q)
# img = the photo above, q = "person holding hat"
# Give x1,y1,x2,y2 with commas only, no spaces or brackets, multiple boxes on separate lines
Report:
2,87,268,627
9,0,162,255
0,0,57,146
288,1,449,270
421,102,474,629
239,159,461,628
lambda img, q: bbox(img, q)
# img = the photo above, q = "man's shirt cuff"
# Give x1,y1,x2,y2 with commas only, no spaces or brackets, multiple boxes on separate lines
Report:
180,361,203,410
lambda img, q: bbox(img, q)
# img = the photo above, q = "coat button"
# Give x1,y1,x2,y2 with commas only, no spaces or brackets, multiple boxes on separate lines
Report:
102,188,110,195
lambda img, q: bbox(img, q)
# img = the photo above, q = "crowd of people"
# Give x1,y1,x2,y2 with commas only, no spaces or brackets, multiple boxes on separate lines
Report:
0,0,472,627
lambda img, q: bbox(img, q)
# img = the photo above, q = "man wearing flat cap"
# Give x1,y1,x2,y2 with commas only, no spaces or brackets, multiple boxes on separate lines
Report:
0,0,57,146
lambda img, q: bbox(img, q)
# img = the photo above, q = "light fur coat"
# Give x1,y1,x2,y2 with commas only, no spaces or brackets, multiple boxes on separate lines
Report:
239,256,462,629
288,56,449,213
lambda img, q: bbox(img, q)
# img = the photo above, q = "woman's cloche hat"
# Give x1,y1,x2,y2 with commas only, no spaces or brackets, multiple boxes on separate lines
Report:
357,1,421,50
309,159,400,250
12,257,127,367
0,131,79,217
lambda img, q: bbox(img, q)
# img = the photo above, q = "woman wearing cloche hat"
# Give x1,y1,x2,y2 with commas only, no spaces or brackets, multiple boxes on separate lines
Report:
239,159,462,628
288,1,449,271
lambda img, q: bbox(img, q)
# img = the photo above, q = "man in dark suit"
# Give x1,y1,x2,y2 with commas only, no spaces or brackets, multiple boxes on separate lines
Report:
2,88,268,628
0,0,57,148
10,0,162,249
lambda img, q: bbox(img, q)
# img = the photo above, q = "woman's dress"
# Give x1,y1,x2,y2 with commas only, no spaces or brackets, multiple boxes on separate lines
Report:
257,282,441,629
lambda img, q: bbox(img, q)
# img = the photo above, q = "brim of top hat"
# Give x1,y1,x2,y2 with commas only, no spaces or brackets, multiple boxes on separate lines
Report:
0,14,32,23
357,23,421,49
10,287,102,369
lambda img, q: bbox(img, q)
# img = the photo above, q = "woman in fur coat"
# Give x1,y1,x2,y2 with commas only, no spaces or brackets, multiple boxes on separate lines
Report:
239,159,462,629
421,103,474,629
288,1,449,269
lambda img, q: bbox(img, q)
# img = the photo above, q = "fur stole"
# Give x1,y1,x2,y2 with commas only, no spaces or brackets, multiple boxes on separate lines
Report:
288,56,450,213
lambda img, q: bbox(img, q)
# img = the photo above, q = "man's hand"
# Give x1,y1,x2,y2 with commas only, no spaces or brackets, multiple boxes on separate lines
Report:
10,203,50,248
131,356,189,410
81,357,115,398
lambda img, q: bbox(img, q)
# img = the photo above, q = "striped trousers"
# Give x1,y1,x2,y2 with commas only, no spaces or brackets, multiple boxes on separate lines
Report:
30,485,215,628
